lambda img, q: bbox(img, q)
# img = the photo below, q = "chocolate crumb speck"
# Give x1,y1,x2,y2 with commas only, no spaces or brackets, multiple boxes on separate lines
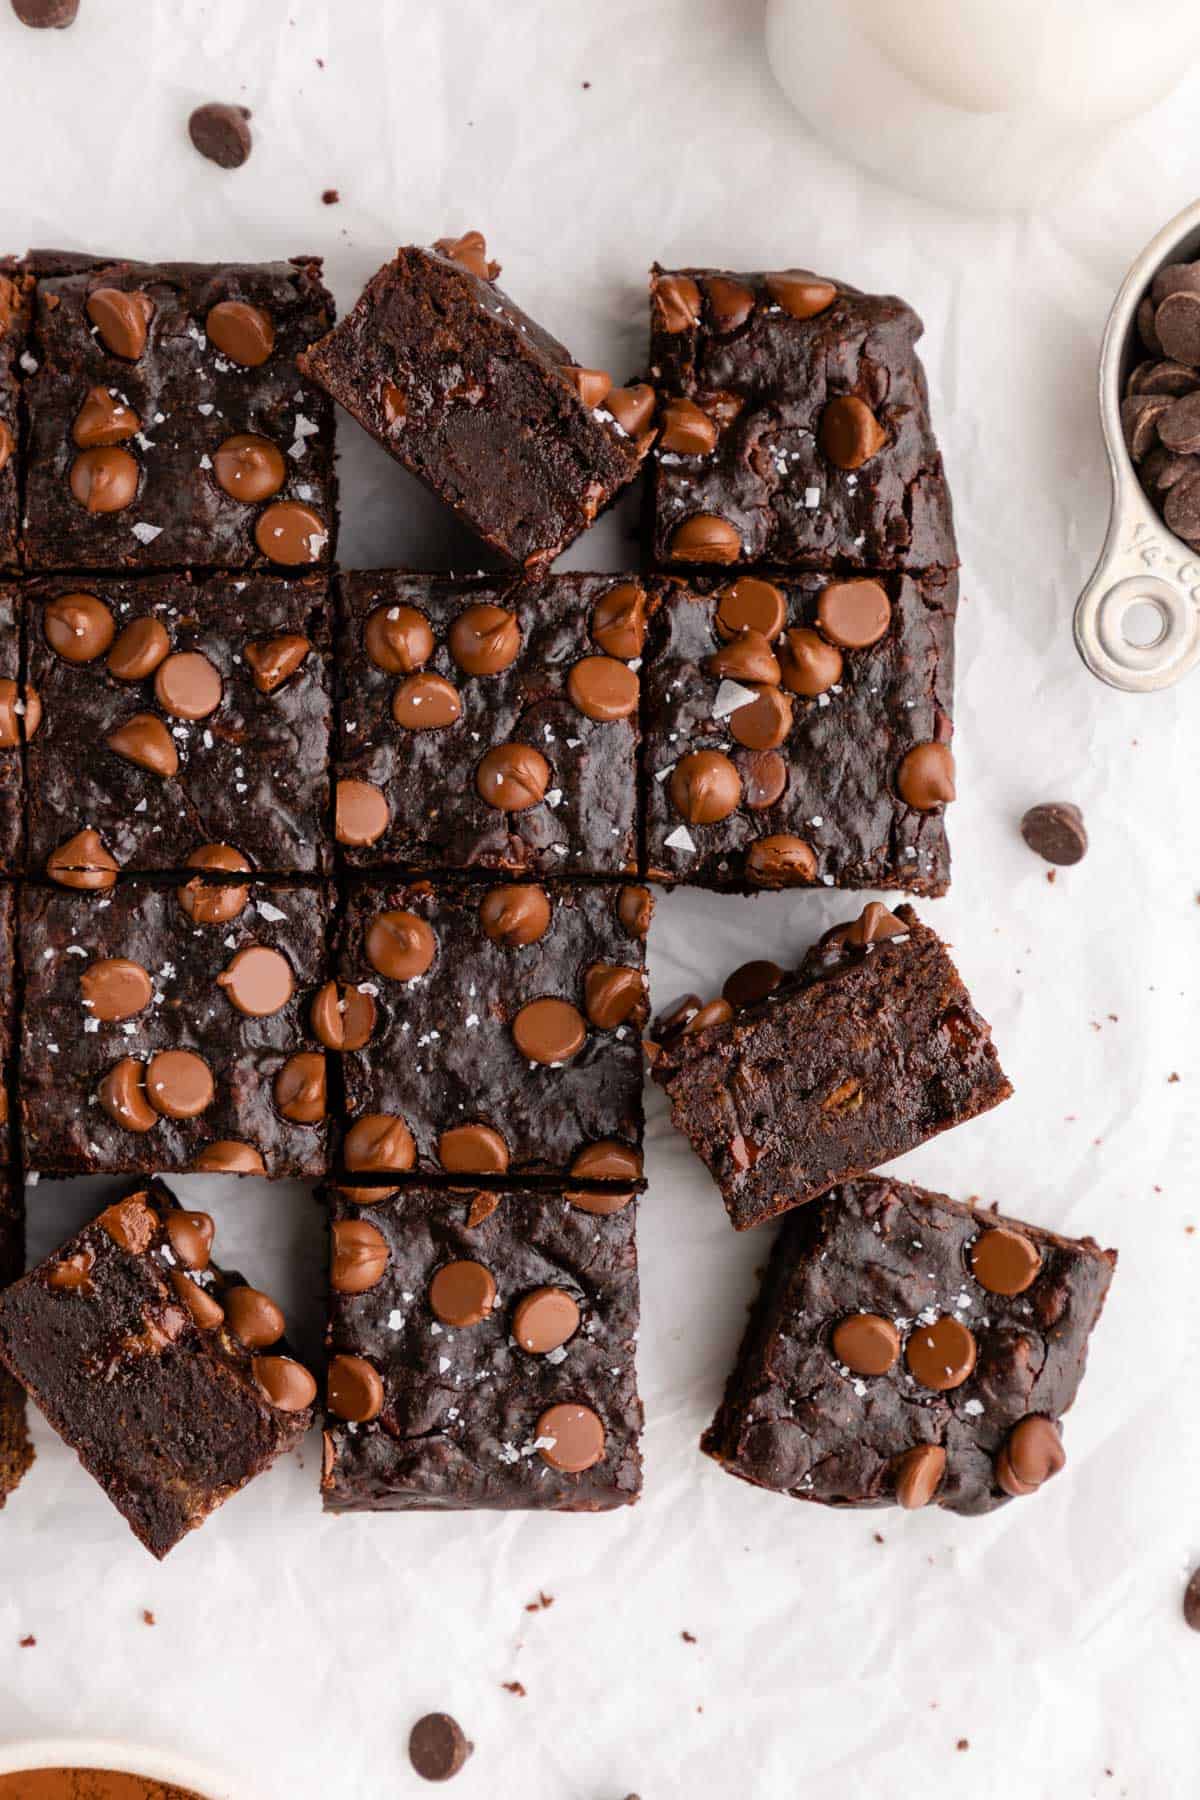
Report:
142,1608,156,1625
18,1634,35,1647
524,1590,554,1612
1168,1072,1180,1083
681,1629,697,1643
957,1738,970,1751
1046,869,1056,884
502,1680,526,1697
322,189,340,205
874,1531,885,1544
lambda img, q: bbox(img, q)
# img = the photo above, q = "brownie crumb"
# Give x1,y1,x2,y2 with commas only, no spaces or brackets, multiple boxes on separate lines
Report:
322,188,340,205
873,1532,885,1544
18,1633,35,1647
957,1738,970,1751
142,1608,156,1626
502,1680,526,1697
1169,1072,1181,1083
1182,1565,1200,1630
681,1630,697,1643
524,1590,554,1612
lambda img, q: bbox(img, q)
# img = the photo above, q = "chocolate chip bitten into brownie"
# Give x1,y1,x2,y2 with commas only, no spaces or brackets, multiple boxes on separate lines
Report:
300,232,654,572
648,264,957,571
649,902,1011,1230
702,1177,1115,1516
323,1182,642,1512
0,1181,315,1556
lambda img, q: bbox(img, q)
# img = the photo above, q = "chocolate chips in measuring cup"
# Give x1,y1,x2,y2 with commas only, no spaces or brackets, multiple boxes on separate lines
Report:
1124,259,1200,549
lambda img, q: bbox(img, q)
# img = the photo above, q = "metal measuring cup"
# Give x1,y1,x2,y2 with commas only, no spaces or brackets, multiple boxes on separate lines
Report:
1074,195,1200,692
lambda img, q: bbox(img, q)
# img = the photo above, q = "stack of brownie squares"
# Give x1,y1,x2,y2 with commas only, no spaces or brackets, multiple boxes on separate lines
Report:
0,230,1115,1554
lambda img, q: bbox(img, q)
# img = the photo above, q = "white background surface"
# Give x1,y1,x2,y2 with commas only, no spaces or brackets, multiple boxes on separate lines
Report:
0,4,1198,1797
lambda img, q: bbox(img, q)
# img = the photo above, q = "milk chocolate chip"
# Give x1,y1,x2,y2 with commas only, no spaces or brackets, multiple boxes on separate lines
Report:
336,778,390,846
513,1286,580,1354
707,629,781,686
171,1270,225,1331
392,671,462,731
107,616,170,680
365,602,434,673
832,1312,900,1376
176,844,250,924
570,1140,643,1181
764,271,837,319
255,500,327,565
80,956,152,1022
408,1713,473,1784
244,632,311,694
475,742,550,810
817,579,891,648
331,1218,389,1294
154,651,222,720
45,592,115,662
568,655,639,721
715,577,786,642
905,1316,977,1391
192,1140,266,1174
591,583,648,658
69,446,139,512
213,433,285,502
1020,802,1087,867
206,299,275,366
0,679,39,746
217,944,294,1017
105,712,179,777
970,1227,1042,1296
668,513,742,563
73,384,139,447
705,276,756,332
536,1402,605,1472
46,827,119,890
86,287,154,360
897,742,956,810
745,834,816,886
98,1057,156,1132
438,1124,510,1174
730,685,793,750
722,959,783,1010
165,1210,214,1269
669,750,742,824
617,885,653,940
605,383,656,437
366,909,436,982
344,1112,415,1172
224,1285,285,1349
146,1049,215,1120
430,1259,496,1327
273,1052,326,1124
995,1416,1065,1497
660,397,718,455
479,883,551,947
562,364,613,408
512,996,587,1064
12,0,80,27
310,980,376,1051
448,602,521,675
433,230,498,280
254,1355,317,1412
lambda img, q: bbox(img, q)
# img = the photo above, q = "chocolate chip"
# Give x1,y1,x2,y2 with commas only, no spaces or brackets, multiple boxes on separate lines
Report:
105,713,179,778
669,749,742,824
994,1415,1065,1497
583,963,646,1030
154,651,222,721
244,632,311,695
819,395,887,470
561,364,613,408
512,997,586,1064
817,578,891,649
222,1285,284,1349
165,1210,214,1270
176,846,250,924
779,626,842,697
438,1123,510,1174
659,397,718,455
408,1713,473,1784
605,384,656,438
188,102,253,170
86,287,154,360
764,272,837,319
654,993,700,1040
897,742,955,811
365,602,434,673
11,0,79,26
217,944,294,1017
1182,1568,1200,1632
729,686,793,751
683,997,733,1036
253,1355,317,1413
591,583,648,659
392,671,462,731
47,1249,94,1291
969,1226,1042,1296
98,1196,157,1252
739,749,788,810
80,956,152,1022
254,500,327,565
331,1219,389,1295
433,231,498,280
465,1193,501,1228
206,299,275,367
366,909,436,982
0,678,37,748
715,577,786,642
1155,290,1200,366
1163,470,1200,544
69,446,139,513
448,602,521,675
722,959,783,1010
310,980,376,1051
192,1140,266,1175
45,592,115,663
475,742,550,810
171,1271,224,1331
705,276,755,333
893,1444,946,1510
479,883,551,947
343,1112,415,1173
616,885,653,940
654,273,701,333
1119,392,1171,463
272,1052,326,1124
668,513,742,563
46,827,119,890
567,655,639,721
570,1140,643,1181
213,433,286,502
1152,261,1200,305
832,1312,900,1376
840,901,906,948
107,617,170,681
335,778,390,846
97,1057,155,1132
536,1402,605,1472
1019,801,1087,867
706,629,781,686
430,1259,497,1327
745,834,816,886
146,1050,215,1120
73,385,139,448
1137,295,1162,354
1154,389,1200,454
564,1187,637,1215
1126,359,1200,397
513,1286,580,1354
904,1316,977,1391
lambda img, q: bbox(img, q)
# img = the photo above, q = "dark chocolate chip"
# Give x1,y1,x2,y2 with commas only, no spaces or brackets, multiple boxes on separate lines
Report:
1020,802,1087,866
408,1713,473,1783
188,102,253,169
1183,1567,1200,1632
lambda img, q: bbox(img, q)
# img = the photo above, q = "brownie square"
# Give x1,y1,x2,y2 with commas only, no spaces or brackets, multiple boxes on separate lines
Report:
0,588,24,872
0,1179,315,1556
0,264,32,571
335,571,641,878
20,571,332,878
18,878,333,1177
0,883,14,1164
300,233,653,572
22,255,336,573
642,569,956,893
333,878,648,1179
648,265,957,572
650,903,1012,1231
323,1183,642,1513
0,1168,32,1510
702,1177,1116,1517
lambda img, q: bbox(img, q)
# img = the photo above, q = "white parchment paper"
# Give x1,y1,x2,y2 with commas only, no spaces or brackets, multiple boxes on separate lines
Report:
1,4,1198,1796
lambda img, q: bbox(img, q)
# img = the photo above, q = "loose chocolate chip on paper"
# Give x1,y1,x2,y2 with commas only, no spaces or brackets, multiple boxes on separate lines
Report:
1020,801,1087,866
188,102,253,169
408,1712,473,1783
224,1285,285,1349
1182,1567,1200,1632
819,395,887,469
716,576,786,642
11,0,79,24
322,188,340,205
107,616,170,681
722,959,783,1011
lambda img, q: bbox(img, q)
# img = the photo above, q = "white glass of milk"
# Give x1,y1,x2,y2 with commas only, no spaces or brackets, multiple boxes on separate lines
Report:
765,0,1200,213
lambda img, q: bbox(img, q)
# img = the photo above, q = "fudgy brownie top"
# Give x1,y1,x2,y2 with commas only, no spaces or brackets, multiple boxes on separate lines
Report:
0,1179,315,1556
21,571,333,877
334,878,649,1178
641,569,956,893
19,879,333,1178
22,255,336,572
323,1183,642,1512
335,570,641,878
648,265,957,572
701,1177,1116,1517
300,232,653,572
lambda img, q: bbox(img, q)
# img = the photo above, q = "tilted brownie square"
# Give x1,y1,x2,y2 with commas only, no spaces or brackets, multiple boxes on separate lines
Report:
21,254,335,573
0,1180,315,1557
649,902,1012,1231
0,1168,32,1510
0,263,32,571
0,590,25,872
332,878,650,1181
335,570,642,878
20,572,333,879
648,265,957,572
642,568,956,893
323,1182,642,1513
18,878,333,1178
299,231,654,572
702,1177,1115,1517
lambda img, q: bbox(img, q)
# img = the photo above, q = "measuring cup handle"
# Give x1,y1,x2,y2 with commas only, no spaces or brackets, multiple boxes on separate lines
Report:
1074,514,1200,692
